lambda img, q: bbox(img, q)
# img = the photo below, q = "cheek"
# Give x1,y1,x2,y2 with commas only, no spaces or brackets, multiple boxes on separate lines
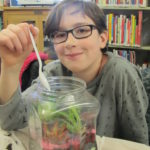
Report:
87,33,101,46
85,36,101,53
54,45,63,56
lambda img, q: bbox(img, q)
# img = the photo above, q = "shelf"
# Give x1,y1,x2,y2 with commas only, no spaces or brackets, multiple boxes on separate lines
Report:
108,44,150,51
99,6,150,11
3,6,52,11
141,46,150,51
3,7,51,51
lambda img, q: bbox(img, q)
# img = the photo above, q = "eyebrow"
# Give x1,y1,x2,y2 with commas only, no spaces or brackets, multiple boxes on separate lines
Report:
59,23,90,31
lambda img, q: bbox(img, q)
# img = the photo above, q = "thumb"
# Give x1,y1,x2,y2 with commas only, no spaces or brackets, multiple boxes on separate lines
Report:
29,24,39,40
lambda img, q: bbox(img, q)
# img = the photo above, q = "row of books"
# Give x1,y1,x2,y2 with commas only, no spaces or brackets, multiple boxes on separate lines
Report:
106,11,142,47
112,49,136,64
113,49,150,69
140,62,150,69
98,0,147,7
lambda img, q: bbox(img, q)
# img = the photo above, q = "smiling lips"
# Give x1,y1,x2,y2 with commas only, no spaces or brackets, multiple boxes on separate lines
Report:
65,52,83,60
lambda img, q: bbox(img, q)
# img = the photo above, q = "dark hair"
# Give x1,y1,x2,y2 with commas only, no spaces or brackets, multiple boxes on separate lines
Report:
44,0,108,52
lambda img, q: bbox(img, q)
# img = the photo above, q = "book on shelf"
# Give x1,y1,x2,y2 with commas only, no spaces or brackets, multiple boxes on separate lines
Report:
113,49,136,64
138,62,150,70
106,11,143,47
138,11,142,45
98,0,147,7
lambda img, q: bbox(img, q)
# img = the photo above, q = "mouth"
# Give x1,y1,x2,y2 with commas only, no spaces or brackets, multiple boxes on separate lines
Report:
65,52,83,59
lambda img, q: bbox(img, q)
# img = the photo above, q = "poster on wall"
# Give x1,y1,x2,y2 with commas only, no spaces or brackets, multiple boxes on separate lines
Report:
10,0,95,6
10,0,63,6
18,0,63,5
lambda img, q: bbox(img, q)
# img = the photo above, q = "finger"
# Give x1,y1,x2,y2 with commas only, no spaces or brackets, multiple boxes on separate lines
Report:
7,24,29,53
2,27,24,53
18,23,31,41
0,30,15,51
17,23,35,53
29,24,39,40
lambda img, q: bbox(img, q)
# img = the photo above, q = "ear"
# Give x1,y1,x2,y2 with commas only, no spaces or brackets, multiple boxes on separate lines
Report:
99,31,108,49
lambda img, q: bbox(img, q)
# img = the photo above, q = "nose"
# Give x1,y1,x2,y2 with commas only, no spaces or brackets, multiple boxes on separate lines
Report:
65,32,76,48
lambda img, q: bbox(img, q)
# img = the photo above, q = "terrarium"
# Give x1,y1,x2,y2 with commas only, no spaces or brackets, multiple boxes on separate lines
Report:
28,76,100,150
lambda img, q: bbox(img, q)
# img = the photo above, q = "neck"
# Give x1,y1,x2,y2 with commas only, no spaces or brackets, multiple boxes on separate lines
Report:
74,54,106,83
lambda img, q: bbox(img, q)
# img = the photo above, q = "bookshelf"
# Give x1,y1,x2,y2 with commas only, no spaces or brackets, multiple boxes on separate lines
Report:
100,7,150,10
108,44,150,51
2,6,52,51
98,0,150,68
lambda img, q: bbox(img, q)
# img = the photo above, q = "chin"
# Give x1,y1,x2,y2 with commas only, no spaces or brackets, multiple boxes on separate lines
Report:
66,65,82,73
62,59,84,71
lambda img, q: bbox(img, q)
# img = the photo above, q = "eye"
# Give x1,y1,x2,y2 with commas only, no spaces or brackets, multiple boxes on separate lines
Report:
75,26,90,34
54,32,66,38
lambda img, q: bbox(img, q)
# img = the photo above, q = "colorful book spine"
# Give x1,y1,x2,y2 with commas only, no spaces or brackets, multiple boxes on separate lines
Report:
108,13,113,44
137,11,143,46
127,19,131,45
131,15,134,46
106,11,142,47
133,17,136,45
135,25,138,45
112,49,136,64
121,15,125,44
98,0,147,6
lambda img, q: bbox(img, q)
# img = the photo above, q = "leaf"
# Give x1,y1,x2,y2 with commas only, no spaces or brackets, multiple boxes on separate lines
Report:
53,107,83,134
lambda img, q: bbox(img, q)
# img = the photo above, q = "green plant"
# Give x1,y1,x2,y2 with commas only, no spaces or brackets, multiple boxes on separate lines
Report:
37,100,56,121
54,107,83,133
37,99,83,134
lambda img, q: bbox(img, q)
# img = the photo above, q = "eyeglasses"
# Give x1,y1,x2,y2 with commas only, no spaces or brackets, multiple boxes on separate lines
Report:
50,24,97,44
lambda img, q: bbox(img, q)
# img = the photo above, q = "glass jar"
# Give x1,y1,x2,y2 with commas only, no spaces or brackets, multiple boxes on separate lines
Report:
28,76,100,150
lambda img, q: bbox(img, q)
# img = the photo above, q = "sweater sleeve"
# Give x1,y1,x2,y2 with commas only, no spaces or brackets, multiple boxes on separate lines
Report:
0,60,64,130
0,88,28,130
116,65,149,145
0,82,38,131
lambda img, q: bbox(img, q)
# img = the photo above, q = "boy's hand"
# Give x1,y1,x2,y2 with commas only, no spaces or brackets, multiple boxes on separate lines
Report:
0,23,39,68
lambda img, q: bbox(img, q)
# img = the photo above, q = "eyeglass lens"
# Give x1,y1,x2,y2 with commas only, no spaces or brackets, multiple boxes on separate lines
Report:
51,25,95,44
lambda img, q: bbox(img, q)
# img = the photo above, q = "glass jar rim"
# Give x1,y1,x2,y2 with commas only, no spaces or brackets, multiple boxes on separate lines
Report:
37,76,87,95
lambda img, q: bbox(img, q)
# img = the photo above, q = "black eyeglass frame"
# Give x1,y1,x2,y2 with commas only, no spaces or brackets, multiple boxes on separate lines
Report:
50,24,98,44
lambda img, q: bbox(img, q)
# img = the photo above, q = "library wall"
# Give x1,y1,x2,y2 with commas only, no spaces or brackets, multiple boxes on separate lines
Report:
98,0,150,69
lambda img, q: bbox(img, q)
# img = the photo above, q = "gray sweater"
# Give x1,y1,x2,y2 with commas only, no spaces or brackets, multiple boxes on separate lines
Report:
0,52,149,145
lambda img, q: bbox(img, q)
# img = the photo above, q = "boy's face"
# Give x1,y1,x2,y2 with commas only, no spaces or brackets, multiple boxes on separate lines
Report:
54,6,107,74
